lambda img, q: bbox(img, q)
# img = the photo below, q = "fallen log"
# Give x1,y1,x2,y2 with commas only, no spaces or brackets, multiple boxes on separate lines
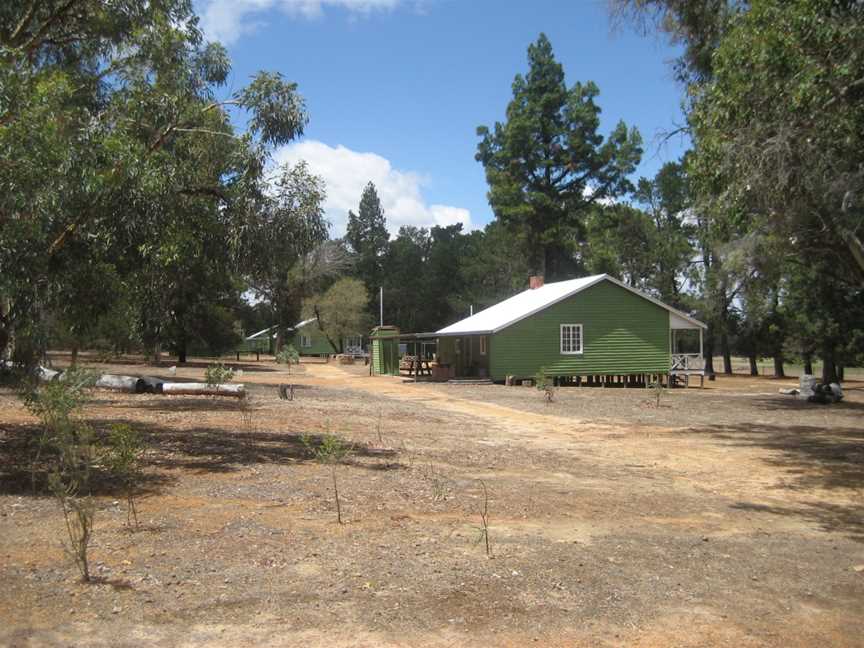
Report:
37,366,62,382
161,382,245,398
95,374,146,394
139,376,165,394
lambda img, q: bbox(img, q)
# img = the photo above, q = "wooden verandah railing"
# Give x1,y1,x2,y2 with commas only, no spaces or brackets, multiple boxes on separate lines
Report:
670,353,705,387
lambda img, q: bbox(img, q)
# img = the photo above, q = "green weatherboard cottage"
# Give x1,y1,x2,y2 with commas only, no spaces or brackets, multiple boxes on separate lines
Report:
435,274,707,383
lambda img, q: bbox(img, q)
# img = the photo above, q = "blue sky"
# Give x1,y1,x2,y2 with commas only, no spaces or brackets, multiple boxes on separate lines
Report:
197,0,690,235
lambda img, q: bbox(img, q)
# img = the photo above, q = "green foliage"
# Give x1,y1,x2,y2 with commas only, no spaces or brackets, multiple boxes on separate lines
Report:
22,366,98,580
106,424,146,529
302,432,353,524
346,182,389,302
276,345,300,367
244,162,334,352
476,33,642,277
534,368,555,403
302,433,352,465
204,362,234,388
0,0,311,364
689,0,864,281
303,277,370,354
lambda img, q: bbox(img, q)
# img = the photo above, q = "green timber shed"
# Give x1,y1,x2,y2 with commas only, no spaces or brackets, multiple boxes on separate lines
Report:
370,326,400,376
435,274,706,383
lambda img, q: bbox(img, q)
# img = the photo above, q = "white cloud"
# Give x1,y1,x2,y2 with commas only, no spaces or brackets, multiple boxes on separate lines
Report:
198,0,402,44
272,140,472,236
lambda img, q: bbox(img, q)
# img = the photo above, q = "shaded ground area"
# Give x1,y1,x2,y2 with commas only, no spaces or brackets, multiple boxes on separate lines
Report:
1,357,863,647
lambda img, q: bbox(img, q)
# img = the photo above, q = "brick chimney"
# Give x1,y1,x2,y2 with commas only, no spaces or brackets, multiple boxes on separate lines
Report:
529,275,544,290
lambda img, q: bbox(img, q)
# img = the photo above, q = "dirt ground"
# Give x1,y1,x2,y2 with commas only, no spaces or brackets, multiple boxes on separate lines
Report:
1,355,863,647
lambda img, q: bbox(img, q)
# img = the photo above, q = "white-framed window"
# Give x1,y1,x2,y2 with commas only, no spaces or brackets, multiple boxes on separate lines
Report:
344,335,363,352
560,324,583,354
479,336,487,355
300,334,312,348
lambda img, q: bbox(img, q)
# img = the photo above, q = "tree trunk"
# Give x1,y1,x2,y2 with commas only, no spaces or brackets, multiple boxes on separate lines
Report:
822,349,837,384
703,325,715,378
0,326,9,361
0,298,10,361
149,341,161,366
71,344,79,366
720,331,732,375
773,355,785,378
748,355,758,376
275,328,284,355
178,342,187,364
838,365,844,381
803,354,813,375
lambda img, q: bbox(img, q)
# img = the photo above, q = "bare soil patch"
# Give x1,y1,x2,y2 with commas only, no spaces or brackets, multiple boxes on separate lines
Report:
1,357,863,646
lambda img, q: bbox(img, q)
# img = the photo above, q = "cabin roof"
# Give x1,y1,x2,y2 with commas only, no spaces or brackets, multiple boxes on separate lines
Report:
436,274,707,336
245,318,319,341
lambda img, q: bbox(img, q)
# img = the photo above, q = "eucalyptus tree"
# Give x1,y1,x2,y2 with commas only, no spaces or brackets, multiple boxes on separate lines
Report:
244,162,341,352
303,277,370,354
0,1,309,361
689,0,864,283
476,33,642,279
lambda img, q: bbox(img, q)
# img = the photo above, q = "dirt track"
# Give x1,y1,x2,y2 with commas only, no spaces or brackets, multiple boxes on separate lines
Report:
1,358,863,647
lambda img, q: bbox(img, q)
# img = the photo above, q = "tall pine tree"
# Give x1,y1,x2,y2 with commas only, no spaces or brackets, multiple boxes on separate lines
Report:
346,182,389,312
476,33,643,279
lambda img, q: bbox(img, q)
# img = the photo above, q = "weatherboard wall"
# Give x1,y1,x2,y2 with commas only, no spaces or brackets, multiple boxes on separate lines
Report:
290,322,336,356
489,280,670,380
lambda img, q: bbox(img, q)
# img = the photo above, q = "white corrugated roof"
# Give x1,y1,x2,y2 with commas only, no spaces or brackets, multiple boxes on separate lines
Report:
293,318,317,330
436,274,706,335
246,326,276,340
247,318,319,341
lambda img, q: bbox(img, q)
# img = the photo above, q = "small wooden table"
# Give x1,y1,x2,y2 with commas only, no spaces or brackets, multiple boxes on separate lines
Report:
403,356,432,376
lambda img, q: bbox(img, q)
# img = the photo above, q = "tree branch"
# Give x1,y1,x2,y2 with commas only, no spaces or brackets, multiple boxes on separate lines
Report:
21,0,80,55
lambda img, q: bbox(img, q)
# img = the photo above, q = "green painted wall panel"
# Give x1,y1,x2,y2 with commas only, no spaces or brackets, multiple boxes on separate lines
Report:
291,322,336,356
370,327,400,375
489,280,670,380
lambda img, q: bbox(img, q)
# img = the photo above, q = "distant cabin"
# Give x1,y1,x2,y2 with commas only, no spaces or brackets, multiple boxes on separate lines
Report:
435,274,706,384
239,319,367,357
291,318,367,357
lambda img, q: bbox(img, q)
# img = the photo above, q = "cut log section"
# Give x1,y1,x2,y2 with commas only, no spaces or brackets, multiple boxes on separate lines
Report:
161,382,245,398
139,376,165,394
96,374,146,393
